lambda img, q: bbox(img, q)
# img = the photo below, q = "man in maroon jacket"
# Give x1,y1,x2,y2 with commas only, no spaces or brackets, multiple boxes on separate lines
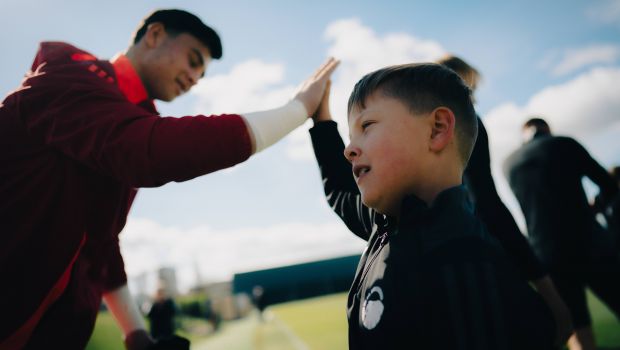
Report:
0,9,338,350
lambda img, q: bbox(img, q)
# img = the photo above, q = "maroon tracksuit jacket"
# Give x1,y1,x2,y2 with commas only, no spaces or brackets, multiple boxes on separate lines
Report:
0,42,252,348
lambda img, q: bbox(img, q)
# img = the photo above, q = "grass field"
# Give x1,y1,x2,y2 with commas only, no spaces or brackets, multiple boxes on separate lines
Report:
85,313,210,350
87,290,620,350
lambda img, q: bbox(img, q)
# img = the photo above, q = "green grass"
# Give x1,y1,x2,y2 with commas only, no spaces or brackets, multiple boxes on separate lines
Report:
86,290,619,350
85,312,124,350
589,290,620,347
85,313,210,350
269,293,348,350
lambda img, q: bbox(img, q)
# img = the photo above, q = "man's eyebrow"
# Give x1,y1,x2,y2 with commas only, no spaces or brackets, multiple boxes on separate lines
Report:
192,48,206,78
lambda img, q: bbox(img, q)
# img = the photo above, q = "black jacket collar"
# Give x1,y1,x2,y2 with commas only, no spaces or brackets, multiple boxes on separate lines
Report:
384,186,483,249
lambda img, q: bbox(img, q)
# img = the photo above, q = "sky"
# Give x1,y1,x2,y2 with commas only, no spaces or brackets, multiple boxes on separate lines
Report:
2,0,620,294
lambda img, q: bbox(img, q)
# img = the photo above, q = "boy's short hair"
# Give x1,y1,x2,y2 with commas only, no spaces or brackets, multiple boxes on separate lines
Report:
133,9,223,59
348,63,478,165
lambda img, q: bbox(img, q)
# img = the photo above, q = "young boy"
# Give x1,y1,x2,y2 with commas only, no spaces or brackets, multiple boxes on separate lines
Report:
309,64,556,349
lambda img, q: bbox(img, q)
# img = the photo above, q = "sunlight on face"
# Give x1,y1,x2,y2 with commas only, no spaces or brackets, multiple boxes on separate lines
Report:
144,32,212,101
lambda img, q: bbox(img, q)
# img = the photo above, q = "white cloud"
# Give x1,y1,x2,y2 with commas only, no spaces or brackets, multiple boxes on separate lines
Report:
120,217,366,294
324,18,446,138
587,0,620,24
191,59,295,115
285,18,447,161
549,44,620,76
484,66,620,231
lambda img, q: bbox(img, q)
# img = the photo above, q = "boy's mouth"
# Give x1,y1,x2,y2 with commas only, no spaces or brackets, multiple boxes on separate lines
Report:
353,165,371,180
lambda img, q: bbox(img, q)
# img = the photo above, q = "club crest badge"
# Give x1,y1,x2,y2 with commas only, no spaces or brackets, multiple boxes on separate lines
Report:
362,286,384,330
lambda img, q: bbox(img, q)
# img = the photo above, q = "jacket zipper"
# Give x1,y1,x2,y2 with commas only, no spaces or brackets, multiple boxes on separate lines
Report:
353,230,390,296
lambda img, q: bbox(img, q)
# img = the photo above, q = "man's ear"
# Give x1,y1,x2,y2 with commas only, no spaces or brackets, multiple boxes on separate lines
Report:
429,107,455,153
143,22,166,49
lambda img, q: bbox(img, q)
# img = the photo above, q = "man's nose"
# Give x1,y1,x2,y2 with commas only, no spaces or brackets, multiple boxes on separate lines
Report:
187,68,204,87
187,72,199,87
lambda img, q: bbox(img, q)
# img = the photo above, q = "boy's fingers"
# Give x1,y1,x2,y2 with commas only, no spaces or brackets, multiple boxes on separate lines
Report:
324,80,332,98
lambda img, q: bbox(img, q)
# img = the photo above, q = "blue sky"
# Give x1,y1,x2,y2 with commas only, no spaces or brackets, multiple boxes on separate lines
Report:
2,0,619,292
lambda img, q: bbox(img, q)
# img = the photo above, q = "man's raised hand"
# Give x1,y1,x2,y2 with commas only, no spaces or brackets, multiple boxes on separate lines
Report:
294,57,340,117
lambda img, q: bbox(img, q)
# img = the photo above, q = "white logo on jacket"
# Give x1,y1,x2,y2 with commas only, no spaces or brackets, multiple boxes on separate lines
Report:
362,286,384,329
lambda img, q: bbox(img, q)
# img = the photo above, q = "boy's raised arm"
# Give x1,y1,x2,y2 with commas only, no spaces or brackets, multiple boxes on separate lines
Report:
309,82,379,241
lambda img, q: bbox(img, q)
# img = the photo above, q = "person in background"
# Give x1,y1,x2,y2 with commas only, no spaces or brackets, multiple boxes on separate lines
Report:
252,285,267,322
147,286,178,340
437,55,572,347
504,117,620,350
595,166,620,250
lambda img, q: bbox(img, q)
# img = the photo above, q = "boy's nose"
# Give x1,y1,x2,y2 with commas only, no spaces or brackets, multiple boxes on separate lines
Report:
344,144,359,162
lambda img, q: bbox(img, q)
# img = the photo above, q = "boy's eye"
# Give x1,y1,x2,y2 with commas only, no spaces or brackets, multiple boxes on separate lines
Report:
361,121,374,130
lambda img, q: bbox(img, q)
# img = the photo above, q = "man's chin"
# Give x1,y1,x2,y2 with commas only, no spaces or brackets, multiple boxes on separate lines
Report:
156,93,176,102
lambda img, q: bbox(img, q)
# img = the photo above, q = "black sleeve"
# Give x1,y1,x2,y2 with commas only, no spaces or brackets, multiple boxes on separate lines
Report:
572,138,619,204
309,121,379,241
464,118,546,280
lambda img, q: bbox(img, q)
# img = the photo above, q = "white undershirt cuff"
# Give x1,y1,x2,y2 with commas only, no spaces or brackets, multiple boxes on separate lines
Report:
242,99,308,153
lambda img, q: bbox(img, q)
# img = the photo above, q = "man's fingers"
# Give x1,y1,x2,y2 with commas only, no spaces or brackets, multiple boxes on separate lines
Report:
316,58,340,79
312,57,334,77
317,57,337,75
312,57,339,79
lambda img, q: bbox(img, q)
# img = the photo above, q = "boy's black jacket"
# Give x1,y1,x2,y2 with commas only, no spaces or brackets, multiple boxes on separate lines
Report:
310,121,555,350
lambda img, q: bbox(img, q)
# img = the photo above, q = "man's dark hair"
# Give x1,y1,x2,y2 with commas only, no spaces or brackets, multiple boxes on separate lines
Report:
348,63,478,165
133,9,223,59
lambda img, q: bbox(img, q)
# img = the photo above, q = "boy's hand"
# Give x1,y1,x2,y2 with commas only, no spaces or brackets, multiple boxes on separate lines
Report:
294,57,339,117
312,80,333,124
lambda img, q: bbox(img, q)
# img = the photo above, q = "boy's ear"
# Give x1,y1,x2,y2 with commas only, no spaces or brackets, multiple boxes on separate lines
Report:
429,107,455,153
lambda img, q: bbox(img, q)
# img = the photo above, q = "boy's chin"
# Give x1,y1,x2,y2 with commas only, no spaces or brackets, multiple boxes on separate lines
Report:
362,196,394,216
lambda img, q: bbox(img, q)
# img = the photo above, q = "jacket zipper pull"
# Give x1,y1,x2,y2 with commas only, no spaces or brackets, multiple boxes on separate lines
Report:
379,231,388,246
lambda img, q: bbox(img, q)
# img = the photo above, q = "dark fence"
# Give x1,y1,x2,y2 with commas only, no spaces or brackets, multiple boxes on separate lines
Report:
233,254,361,307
